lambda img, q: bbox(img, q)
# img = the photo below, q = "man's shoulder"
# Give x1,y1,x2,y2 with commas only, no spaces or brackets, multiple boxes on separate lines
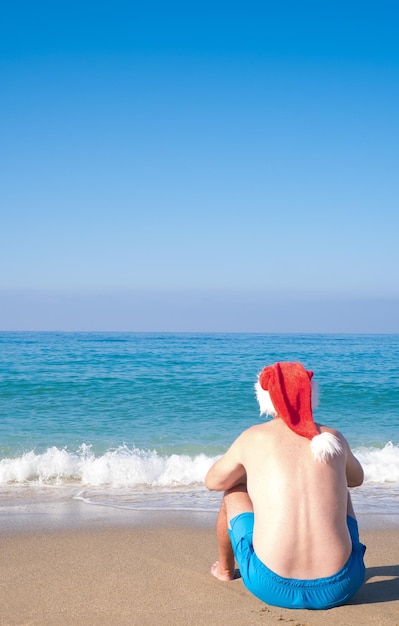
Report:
316,422,345,439
316,423,350,453
238,422,273,443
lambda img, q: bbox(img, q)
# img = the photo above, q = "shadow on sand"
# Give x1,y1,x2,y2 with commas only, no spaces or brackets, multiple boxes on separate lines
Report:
351,565,399,605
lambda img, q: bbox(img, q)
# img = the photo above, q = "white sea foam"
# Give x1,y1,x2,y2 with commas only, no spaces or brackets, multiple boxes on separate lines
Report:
355,442,399,483
0,444,219,487
0,442,398,487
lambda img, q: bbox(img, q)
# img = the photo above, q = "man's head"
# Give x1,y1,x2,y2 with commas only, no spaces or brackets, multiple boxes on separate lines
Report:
255,361,342,462
255,361,318,439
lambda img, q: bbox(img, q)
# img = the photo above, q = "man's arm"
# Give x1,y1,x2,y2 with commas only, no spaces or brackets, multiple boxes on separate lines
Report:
345,442,364,487
205,435,246,492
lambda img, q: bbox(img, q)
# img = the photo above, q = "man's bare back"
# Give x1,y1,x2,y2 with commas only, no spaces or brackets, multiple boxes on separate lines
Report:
235,419,360,578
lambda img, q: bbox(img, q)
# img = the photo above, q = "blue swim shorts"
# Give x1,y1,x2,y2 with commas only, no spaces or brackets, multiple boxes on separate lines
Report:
228,513,366,610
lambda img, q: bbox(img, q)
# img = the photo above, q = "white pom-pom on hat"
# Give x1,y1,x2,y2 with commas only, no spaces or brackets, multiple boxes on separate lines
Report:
310,432,343,463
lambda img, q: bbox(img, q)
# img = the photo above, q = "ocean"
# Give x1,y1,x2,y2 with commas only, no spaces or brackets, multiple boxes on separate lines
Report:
1,332,398,525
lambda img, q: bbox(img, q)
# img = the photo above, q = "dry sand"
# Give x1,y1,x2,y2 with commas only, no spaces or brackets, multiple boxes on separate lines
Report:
1,513,398,626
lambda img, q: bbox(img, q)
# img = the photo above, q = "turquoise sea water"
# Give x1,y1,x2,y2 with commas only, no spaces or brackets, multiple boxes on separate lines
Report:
1,332,398,521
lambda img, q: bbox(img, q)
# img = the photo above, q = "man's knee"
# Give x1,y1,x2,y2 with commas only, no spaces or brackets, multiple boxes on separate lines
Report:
224,484,253,521
224,484,248,497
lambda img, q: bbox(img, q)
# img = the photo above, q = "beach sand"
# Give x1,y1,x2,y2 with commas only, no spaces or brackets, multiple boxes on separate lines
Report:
1,509,398,626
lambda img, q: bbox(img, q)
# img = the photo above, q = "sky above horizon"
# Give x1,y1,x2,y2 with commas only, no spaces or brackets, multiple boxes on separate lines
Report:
1,1,398,332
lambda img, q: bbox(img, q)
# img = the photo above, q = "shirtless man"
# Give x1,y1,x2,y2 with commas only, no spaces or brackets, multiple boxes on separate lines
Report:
205,362,366,610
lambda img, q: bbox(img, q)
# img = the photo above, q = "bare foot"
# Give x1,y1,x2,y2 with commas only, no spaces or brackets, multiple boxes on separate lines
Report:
210,560,235,581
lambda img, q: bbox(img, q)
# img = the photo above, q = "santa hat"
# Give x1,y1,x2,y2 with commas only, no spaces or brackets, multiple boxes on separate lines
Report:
255,362,342,463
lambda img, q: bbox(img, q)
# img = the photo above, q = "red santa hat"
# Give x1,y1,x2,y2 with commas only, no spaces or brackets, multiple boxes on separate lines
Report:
255,362,343,463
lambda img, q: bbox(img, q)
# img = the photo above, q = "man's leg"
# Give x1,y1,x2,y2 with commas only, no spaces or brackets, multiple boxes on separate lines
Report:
211,484,253,581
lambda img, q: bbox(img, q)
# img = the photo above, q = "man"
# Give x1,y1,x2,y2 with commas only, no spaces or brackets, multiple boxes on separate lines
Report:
205,362,366,610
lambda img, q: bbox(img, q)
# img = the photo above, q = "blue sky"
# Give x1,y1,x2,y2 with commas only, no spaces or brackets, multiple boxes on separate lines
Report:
1,1,398,332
